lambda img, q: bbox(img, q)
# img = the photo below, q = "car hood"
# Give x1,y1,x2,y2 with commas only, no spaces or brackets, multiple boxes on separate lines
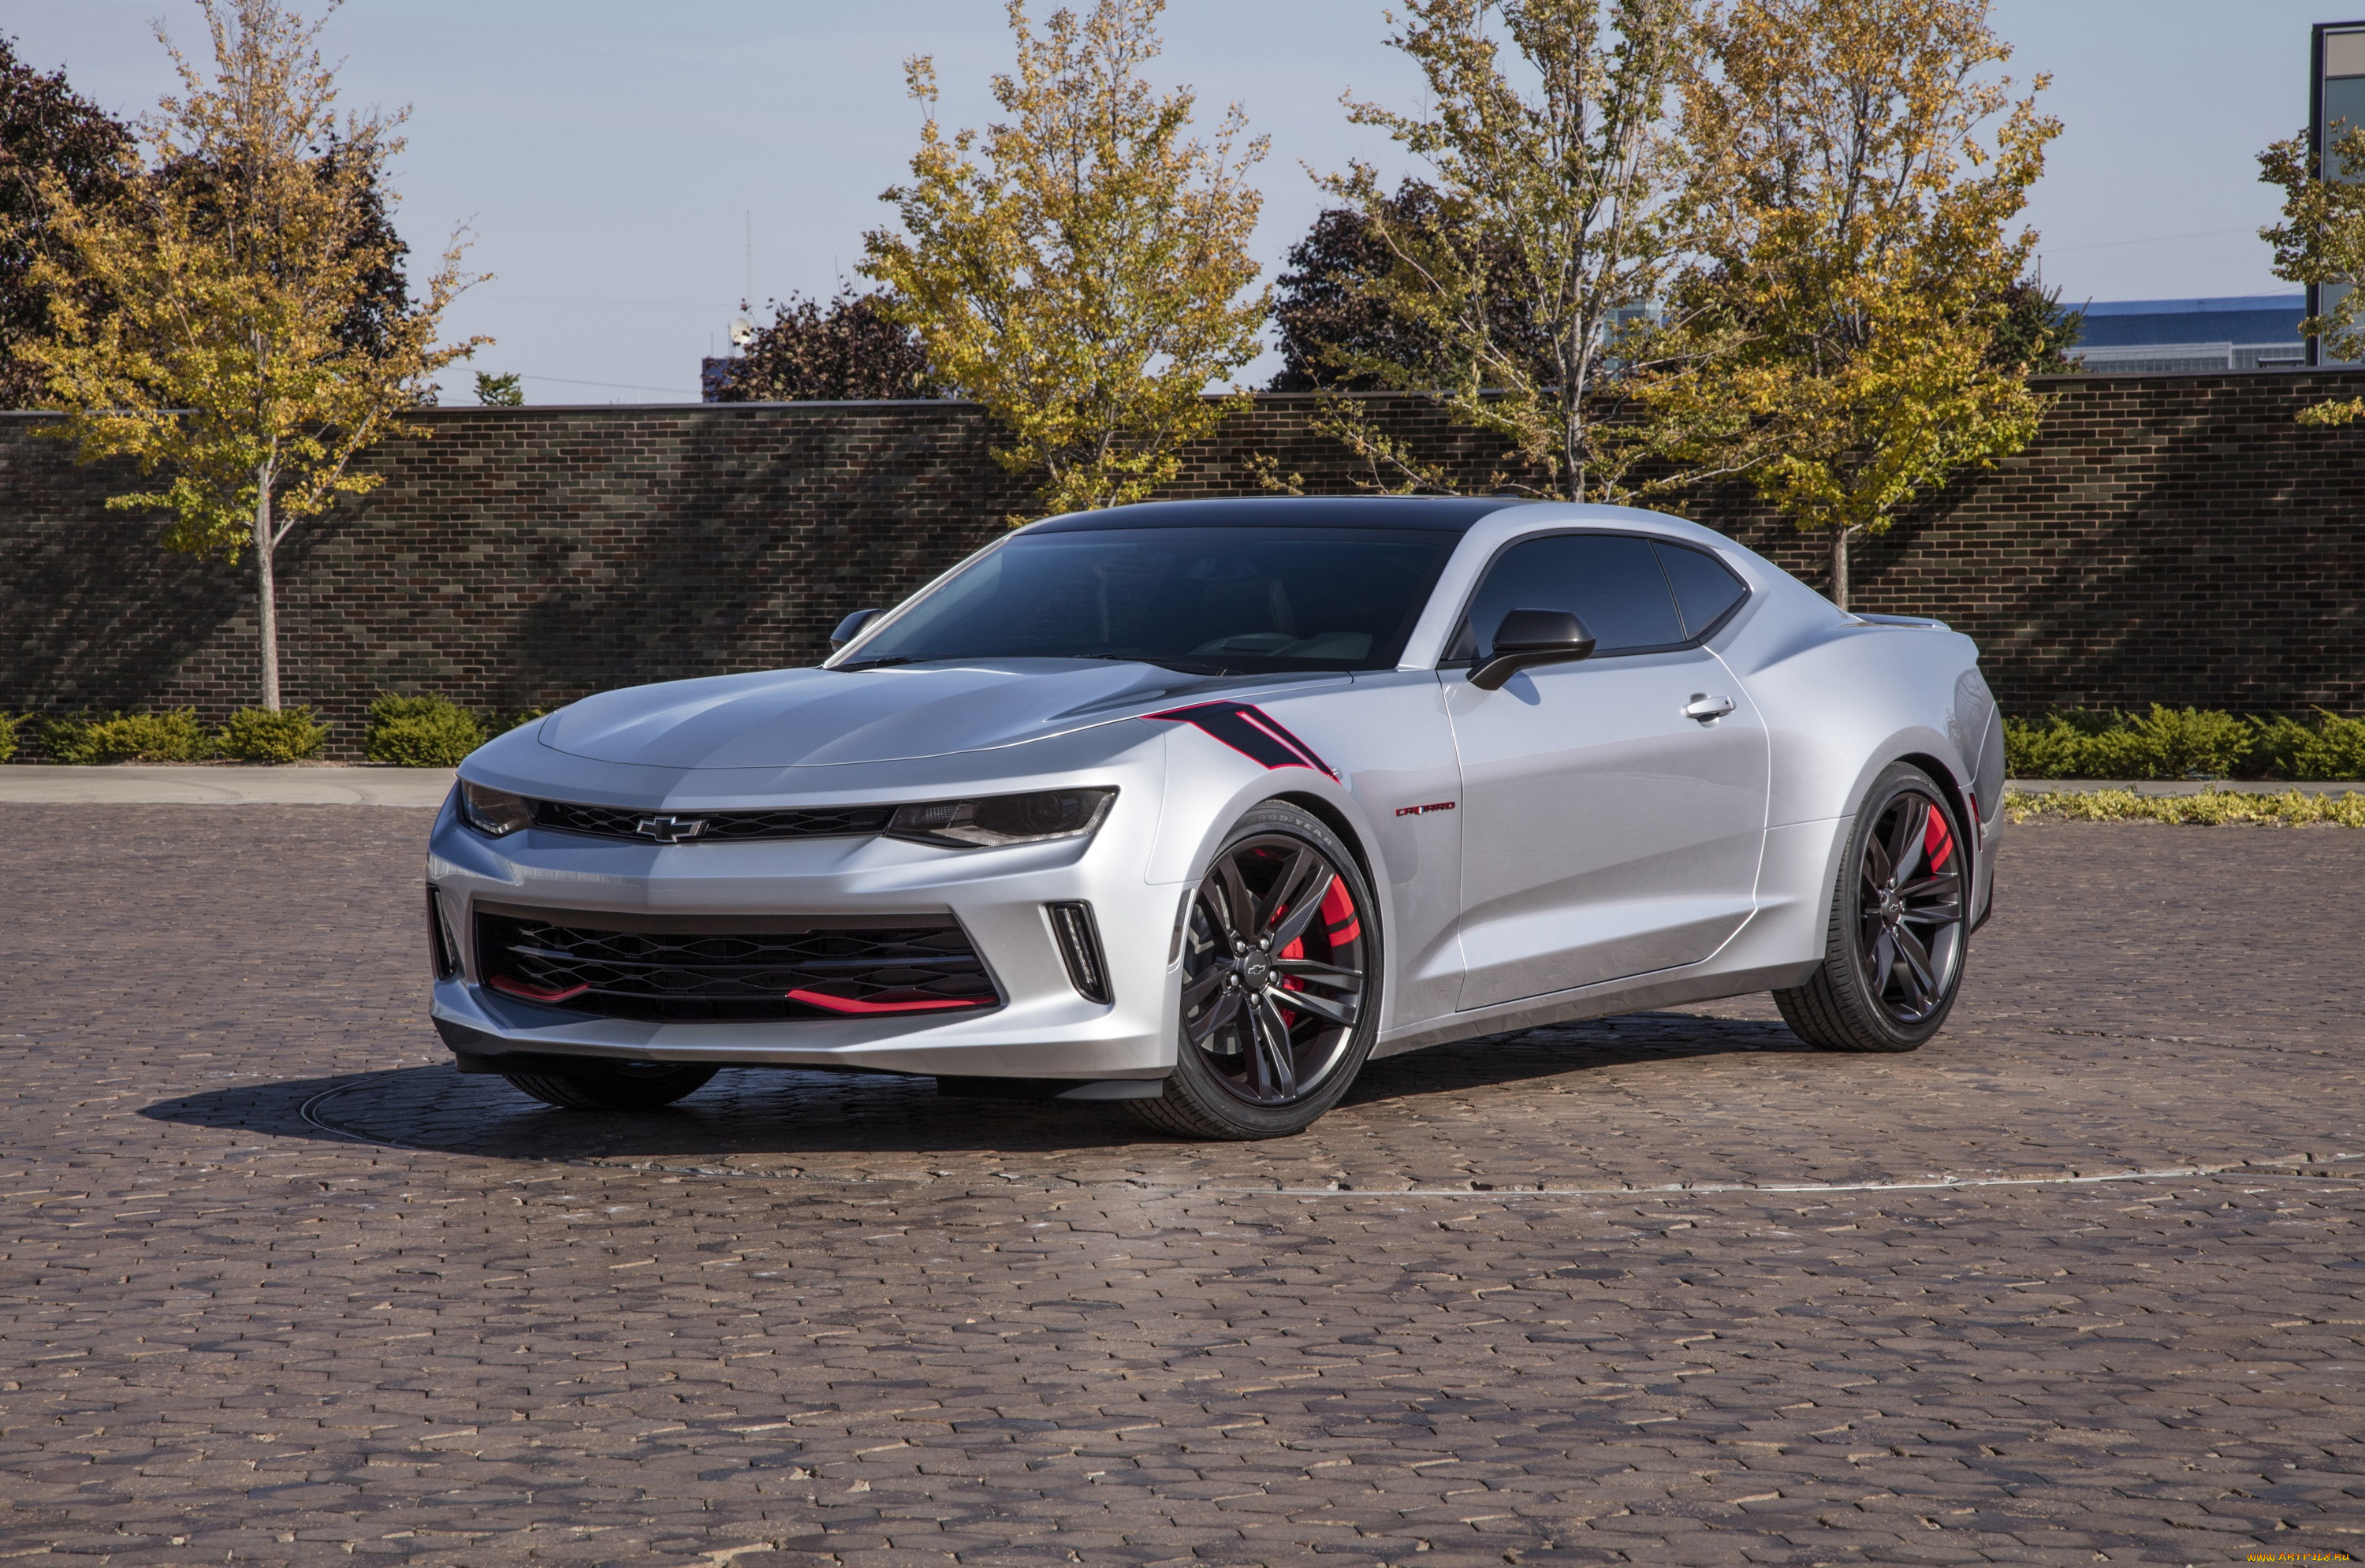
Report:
536,660,1343,770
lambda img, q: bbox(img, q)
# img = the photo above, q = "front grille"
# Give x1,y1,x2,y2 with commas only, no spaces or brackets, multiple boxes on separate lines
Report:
473,907,998,1022
531,799,895,843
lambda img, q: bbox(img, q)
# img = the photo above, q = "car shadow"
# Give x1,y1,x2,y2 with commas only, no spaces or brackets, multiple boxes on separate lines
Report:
139,1010,1808,1163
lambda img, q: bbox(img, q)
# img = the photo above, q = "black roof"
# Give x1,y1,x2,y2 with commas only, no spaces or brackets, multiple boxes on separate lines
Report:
1023,496,1533,534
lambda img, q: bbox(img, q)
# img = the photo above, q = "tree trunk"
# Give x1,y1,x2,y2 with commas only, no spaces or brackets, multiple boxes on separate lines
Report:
1828,526,1853,612
1566,396,1585,504
255,476,280,711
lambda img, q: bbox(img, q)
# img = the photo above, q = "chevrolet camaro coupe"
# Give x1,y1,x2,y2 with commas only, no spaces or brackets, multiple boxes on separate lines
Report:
426,496,2002,1140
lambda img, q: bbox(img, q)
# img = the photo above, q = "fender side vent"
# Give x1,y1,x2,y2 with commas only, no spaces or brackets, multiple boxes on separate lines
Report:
1047,901,1112,1004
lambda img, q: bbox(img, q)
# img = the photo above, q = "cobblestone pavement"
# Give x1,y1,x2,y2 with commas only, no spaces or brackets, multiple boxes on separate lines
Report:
2,806,2361,1566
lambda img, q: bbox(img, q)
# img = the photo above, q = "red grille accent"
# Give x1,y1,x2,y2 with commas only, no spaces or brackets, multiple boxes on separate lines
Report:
490,975,591,1004
785,988,991,1015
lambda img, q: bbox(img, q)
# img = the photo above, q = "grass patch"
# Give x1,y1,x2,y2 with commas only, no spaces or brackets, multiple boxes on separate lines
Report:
2005,785,2365,827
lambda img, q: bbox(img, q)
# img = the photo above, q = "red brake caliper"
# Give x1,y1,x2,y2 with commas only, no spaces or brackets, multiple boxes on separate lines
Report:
1273,881,1359,1029
1320,879,1360,947
1923,806,1955,872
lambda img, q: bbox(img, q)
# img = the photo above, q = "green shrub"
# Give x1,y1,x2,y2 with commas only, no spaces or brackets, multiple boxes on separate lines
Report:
2004,710,2160,779
217,706,329,763
0,713,26,764
2302,712,2365,779
365,693,483,767
486,705,550,738
2003,713,2100,778
2250,710,2365,780
38,710,212,765
2006,705,2258,780
2120,703,2253,779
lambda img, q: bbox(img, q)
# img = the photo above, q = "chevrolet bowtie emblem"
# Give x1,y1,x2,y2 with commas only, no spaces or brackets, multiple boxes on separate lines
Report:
634,814,709,844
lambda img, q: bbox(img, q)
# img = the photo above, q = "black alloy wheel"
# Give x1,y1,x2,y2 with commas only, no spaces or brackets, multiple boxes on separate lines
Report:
501,1059,719,1112
1131,803,1380,1140
1775,762,1970,1052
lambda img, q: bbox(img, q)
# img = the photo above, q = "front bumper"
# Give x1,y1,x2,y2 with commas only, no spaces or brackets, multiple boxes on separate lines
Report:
425,782,1186,1082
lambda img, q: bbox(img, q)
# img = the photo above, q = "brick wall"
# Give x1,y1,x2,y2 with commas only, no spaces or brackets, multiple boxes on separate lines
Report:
2,370,2360,759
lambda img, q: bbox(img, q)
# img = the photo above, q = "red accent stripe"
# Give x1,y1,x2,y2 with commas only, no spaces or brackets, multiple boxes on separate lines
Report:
785,988,989,1015
490,975,591,1004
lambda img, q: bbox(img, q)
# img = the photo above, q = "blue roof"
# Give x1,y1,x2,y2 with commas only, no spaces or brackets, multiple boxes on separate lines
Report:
2071,295,2307,349
2080,295,2304,316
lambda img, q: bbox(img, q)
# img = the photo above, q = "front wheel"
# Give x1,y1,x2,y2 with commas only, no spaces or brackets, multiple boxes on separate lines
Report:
1775,763,1969,1052
501,1059,718,1112
1130,803,1380,1141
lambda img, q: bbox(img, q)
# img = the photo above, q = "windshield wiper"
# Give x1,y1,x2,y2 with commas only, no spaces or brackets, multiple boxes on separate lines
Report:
834,656,917,672
1070,653,1239,676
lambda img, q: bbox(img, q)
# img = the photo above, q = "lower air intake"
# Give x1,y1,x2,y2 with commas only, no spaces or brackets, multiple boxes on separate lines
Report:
473,904,999,1022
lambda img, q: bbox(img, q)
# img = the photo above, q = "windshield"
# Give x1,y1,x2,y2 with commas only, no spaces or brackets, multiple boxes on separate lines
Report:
840,527,1460,674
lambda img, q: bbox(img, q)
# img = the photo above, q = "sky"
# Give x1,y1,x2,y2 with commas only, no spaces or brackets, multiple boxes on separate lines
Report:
2,0,2341,404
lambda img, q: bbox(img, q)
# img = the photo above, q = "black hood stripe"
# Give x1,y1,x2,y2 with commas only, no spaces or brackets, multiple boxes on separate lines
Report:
1149,701,1339,780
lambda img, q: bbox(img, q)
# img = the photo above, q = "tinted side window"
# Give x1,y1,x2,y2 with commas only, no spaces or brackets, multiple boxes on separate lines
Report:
1654,542,1747,638
1463,534,1683,657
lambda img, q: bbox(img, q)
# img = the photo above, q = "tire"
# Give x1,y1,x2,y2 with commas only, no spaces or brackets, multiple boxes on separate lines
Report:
1775,762,1970,1053
501,1059,718,1112
1130,803,1381,1141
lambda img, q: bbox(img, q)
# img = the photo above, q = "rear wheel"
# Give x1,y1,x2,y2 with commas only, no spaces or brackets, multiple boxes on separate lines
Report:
1130,803,1380,1141
1775,763,1968,1053
501,1060,718,1112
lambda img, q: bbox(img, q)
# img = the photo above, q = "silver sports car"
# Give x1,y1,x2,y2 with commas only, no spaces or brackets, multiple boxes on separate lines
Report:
426,496,2002,1139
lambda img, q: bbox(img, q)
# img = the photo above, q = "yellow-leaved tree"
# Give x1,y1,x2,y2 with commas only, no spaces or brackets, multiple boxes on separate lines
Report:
862,0,1268,522
2260,121,2365,426
1668,0,2058,607
17,0,483,710
1289,0,1726,503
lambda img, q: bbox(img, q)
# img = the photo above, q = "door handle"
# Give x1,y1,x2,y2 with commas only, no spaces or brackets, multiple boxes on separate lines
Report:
1682,693,1736,722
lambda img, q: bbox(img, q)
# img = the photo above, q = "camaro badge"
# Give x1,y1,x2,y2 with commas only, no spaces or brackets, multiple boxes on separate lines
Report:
1149,701,1339,780
634,814,709,844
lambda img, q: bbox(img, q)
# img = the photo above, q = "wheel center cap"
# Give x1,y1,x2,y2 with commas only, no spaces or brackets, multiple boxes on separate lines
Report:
1239,952,1272,987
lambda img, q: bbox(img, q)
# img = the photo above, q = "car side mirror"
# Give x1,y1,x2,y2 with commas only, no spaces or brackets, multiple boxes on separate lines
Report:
829,608,883,650
1469,609,1597,691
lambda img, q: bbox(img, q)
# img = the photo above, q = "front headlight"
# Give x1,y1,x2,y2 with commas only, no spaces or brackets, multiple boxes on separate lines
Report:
457,780,534,837
886,788,1115,850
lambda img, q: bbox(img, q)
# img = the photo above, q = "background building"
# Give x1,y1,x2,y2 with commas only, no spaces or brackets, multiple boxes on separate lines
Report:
2066,295,2308,373
2313,19,2365,363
